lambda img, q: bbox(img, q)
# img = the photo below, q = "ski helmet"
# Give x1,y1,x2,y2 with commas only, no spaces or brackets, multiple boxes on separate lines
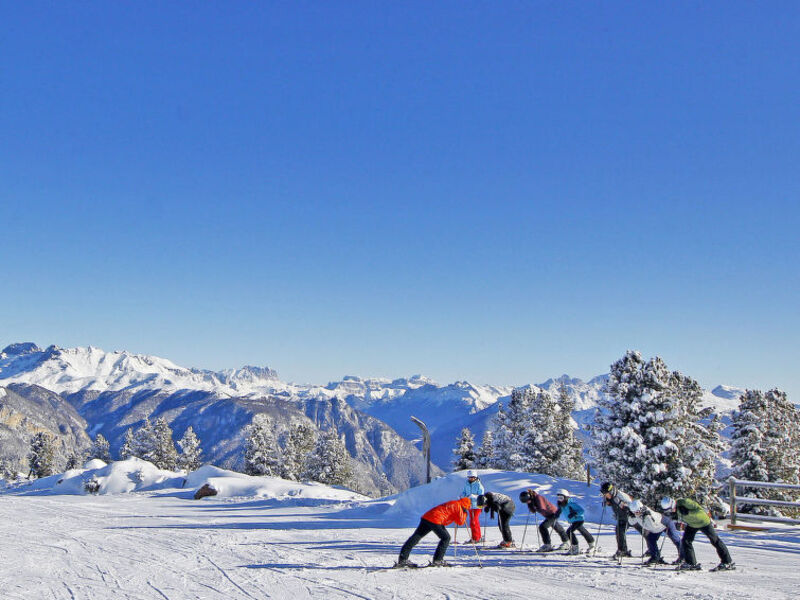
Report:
466,469,478,479
519,490,531,503
660,496,676,512
629,500,643,514
600,482,614,495
477,494,487,507
556,488,571,499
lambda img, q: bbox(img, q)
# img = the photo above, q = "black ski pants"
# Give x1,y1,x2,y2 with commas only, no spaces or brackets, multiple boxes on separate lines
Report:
497,506,514,543
399,518,451,562
681,523,732,566
566,520,594,547
539,514,568,545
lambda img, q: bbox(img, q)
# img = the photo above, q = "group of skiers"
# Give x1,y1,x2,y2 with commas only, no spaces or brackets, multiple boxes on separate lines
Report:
396,472,735,572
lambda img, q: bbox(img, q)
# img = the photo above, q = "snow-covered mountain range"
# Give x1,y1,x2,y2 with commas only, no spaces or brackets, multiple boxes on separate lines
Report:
0,342,750,486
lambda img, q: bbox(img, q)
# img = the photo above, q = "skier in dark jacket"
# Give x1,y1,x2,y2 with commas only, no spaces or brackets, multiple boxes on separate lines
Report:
480,492,516,548
519,488,570,552
600,481,642,559
661,497,735,571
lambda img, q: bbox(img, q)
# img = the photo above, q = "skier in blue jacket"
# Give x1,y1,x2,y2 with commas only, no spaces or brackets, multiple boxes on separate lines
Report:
460,470,485,542
556,489,595,555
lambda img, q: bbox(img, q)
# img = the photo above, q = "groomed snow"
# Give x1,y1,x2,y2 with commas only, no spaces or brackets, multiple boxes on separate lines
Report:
1,469,798,599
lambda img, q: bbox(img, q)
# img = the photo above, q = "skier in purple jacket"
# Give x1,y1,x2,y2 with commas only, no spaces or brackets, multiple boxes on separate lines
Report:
520,488,570,552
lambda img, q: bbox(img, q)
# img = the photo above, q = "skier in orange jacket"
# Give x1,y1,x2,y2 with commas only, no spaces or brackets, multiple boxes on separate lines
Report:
396,497,472,567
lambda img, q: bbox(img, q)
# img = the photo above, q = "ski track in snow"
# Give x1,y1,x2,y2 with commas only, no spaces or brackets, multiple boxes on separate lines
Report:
1,494,798,600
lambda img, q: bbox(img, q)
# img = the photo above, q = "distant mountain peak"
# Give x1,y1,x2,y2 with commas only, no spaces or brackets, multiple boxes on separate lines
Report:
1,342,42,357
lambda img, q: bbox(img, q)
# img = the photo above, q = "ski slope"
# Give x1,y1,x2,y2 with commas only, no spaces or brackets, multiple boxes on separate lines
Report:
1,470,798,599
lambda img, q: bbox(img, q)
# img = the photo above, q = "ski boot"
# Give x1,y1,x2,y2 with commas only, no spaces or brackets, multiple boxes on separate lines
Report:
567,545,581,555
710,562,736,572
429,560,453,567
612,549,632,559
536,543,554,552
676,562,702,571
557,541,571,551
586,542,596,554
644,556,667,566
498,541,515,548
393,558,417,569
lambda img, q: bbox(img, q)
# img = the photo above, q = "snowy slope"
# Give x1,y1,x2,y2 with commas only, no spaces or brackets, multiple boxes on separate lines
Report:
1,469,798,599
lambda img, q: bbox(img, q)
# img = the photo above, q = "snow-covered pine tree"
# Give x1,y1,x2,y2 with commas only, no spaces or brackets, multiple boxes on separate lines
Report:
65,450,86,470
592,351,721,507
521,388,559,475
243,414,282,476
280,422,317,480
177,426,203,471
452,427,477,471
120,428,137,460
475,430,495,469
152,417,178,471
732,389,800,513
28,431,58,478
89,433,111,463
305,429,353,486
490,404,512,469
552,383,585,479
502,387,535,471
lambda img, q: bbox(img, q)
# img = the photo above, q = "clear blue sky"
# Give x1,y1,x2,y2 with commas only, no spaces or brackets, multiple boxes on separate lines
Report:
2,2,798,399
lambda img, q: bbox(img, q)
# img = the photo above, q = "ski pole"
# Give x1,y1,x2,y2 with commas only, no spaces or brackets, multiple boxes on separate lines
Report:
471,535,483,568
481,509,485,548
640,530,645,566
593,503,606,556
534,511,540,548
519,512,530,552
453,525,458,558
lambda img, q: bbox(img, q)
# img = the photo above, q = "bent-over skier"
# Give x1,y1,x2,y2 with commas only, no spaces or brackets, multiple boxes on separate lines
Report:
519,488,570,552
480,492,516,548
600,481,642,559
396,497,472,568
661,497,734,571
627,499,682,566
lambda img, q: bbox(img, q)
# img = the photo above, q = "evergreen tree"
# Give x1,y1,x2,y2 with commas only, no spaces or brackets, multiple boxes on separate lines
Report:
152,417,178,470
475,430,495,469
120,428,137,460
521,388,559,475
592,351,722,507
88,433,111,463
490,404,512,469
552,383,585,479
502,388,535,470
280,422,317,480
731,388,800,514
452,427,477,471
28,432,58,478
65,450,86,470
243,414,282,476
305,429,353,486
177,426,203,471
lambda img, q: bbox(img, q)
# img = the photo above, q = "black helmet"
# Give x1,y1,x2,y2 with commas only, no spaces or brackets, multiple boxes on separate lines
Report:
519,490,531,503
600,482,614,495
477,494,487,507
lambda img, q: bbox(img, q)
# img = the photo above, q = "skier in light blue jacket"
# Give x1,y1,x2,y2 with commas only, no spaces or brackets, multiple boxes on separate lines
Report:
556,489,595,555
460,470,485,542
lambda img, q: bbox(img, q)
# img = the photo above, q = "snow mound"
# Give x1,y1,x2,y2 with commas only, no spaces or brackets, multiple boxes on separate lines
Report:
1,459,369,505
184,465,369,504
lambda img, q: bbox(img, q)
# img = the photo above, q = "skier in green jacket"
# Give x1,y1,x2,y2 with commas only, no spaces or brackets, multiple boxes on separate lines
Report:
660,497,735,571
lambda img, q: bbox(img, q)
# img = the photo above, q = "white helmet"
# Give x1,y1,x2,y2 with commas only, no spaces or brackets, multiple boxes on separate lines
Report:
556,488,571,498
629,499,643,514
660,496,676,512
466,469,478,478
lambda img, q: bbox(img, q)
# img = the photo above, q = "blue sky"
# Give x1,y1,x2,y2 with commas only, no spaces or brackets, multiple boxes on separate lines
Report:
2,2,798,399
